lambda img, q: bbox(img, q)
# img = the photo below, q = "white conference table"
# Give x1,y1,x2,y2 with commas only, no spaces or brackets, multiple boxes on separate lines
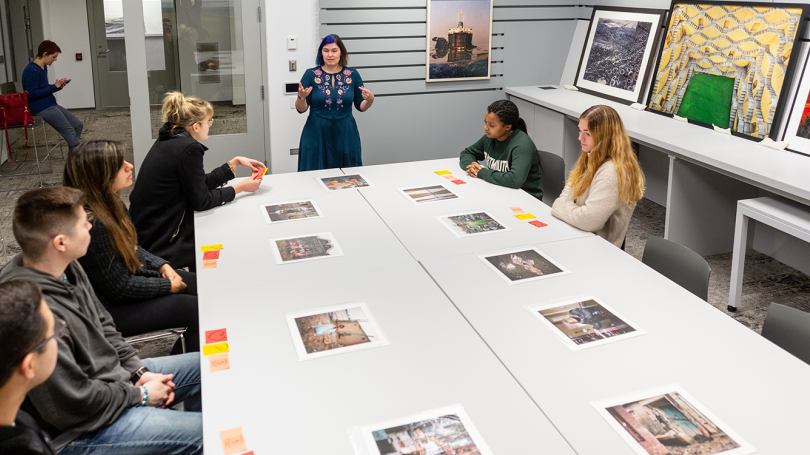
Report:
345,158,592,261
194,168,576,454
421,235,810,455
194,169,413,282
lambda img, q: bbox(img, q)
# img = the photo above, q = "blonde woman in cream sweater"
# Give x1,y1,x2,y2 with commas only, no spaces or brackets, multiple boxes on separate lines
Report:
551,105,644,247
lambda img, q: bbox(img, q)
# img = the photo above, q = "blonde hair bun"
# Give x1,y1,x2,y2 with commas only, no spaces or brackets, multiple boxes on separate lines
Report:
162,91,214,130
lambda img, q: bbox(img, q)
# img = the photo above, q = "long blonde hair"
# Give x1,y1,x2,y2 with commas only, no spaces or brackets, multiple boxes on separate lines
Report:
567,105,644,205
63,140,142,273
162,91,213,132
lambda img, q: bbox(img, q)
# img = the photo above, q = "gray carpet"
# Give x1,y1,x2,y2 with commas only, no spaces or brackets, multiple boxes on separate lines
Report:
1,108,808,355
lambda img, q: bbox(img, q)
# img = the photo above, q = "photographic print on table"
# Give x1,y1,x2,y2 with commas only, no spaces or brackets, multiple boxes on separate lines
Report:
269,232,344,265
524,295,645,351
575,7,666,104
781,55,810,156
478,246,570,285
436,211,510,238
646,3,809,139
285,301,388,361
398,184,461,205
593,385,755,455
317,174,372,192
259,199,323,224
426,0,493,82
349,404,494,455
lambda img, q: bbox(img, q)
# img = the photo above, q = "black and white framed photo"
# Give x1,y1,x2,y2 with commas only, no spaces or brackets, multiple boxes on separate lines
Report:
575,7,666,104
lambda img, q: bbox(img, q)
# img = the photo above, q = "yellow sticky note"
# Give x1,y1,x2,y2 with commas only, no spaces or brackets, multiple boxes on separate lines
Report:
203,342,229,356
515,213,536,220
201,244,224,252
220,427,247,455
209,353,230,372
203,259,217,269
434,170,451,175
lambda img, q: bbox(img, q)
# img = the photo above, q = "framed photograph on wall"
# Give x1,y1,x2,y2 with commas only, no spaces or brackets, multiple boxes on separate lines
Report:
575,7,667,104
781,56,810,156
646,2,809,140
426,0,493,82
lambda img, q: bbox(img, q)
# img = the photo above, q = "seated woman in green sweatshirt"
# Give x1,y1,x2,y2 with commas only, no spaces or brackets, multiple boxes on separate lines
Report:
459,100,543,201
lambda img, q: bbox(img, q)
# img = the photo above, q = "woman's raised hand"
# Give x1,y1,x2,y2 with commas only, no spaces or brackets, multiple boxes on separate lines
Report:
298,82,313,100
231,156,265,172
359,86,374,102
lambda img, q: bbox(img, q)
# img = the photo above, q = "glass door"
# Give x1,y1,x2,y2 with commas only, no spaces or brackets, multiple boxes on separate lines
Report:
124,0,266,173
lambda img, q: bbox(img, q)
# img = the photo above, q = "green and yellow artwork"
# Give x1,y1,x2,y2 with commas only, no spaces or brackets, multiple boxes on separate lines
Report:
648,4,805,138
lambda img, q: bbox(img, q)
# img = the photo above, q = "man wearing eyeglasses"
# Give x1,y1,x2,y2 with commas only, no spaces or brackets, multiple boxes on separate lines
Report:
0,280,62,455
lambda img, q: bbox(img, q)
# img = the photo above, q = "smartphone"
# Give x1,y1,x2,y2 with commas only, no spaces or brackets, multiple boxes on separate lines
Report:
65,79,71,83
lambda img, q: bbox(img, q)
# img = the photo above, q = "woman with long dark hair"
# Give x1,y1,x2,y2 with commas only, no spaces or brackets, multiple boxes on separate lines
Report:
64,140,200,353
295,34,374,171
459,100,543,200
551,105,645,247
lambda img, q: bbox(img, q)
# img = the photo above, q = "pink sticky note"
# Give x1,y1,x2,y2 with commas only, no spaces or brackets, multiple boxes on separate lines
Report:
220,427,247,455
442,175,456,180
509,206,524,214
209,353,230,372
203,259,217,269
203,250,220,260
205,328,228,344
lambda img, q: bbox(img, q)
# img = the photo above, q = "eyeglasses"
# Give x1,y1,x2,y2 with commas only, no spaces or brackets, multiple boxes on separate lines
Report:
199,118,214,126
28,318,67,354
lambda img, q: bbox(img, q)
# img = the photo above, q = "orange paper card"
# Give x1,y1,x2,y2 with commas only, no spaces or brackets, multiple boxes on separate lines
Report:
203,250,220,260
201,244,223,252
515,213,536,220
209,353,230,372
205,328,228,344
434,170,451,175
529,220,548,228
509,206,524,214
451,180,466,185
220,427,247,455
203,342,229,356
203,259,217,269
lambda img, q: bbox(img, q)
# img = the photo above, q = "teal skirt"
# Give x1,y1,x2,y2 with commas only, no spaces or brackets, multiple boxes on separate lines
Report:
298,113,362,171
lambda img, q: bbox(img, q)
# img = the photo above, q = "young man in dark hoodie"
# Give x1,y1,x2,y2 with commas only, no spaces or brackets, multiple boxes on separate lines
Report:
0,187,203,454
0,280,61,455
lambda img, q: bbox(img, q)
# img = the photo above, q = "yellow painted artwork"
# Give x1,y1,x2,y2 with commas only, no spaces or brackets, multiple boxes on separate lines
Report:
648,4,803,138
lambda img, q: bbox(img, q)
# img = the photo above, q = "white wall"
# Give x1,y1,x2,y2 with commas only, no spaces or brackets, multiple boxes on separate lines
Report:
265,0,319,174
41,0,95,109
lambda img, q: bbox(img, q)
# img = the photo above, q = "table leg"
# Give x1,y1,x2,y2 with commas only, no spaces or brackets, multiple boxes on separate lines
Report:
728,210,749,312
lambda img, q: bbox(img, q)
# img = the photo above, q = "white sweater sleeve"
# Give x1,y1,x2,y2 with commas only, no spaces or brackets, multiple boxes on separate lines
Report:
551,165,623,232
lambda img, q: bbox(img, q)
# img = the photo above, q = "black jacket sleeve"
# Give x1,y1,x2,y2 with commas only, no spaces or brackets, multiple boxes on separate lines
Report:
79,221,172,304
178,143,237,211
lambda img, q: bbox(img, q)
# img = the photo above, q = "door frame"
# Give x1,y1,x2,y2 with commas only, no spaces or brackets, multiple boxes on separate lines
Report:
85,0,102,109
123,0,270,173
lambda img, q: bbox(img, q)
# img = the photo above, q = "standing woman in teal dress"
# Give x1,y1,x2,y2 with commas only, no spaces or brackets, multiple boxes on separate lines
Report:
296,34,375,171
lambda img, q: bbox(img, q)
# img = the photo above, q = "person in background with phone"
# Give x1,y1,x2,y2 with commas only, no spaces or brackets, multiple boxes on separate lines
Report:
22,40,84,150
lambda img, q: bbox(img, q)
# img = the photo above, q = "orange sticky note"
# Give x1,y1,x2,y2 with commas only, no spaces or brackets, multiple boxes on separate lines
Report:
220,427,247,455
203,259,217,269
209,353,230,372
203,342,229,356
203,250,220,260
253,167,268,180
205,328,228,344
510,206,524,214
201,244,223,252
451,179,466,185
529,220,548,228
434,170,451,175
515,213,536,220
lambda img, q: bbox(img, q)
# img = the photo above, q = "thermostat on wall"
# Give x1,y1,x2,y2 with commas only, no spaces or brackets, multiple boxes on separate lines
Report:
284,83,298,94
